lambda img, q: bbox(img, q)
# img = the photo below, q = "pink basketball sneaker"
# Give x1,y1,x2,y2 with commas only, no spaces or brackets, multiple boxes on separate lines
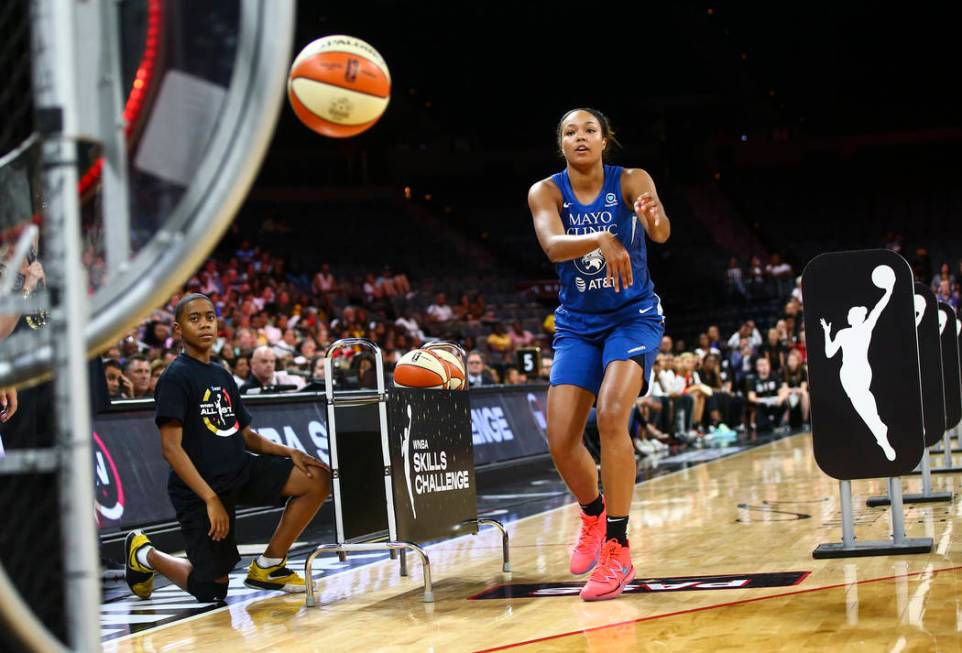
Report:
580,538,635,601
570,504,606,575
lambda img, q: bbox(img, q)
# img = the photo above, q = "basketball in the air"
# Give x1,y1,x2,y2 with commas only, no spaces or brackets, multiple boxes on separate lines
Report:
393,349,449,389
871,264,895,290
427,349,466,390
287,35,391,138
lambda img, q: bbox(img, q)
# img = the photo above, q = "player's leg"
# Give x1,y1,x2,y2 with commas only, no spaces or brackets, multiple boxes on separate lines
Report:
547,334,604,502
125,502,237,602
549,384,606,575
595,360,645,535
547,384,599,502
547,334,607,574
265,463,330,558
579,316,660,601
240,455,330,592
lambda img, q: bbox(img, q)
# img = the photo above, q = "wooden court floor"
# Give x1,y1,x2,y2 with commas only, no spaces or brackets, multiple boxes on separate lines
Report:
105,434,962,652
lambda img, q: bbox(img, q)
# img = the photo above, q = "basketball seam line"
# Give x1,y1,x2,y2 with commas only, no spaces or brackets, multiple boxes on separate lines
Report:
298,49,388,72
290,77,390,100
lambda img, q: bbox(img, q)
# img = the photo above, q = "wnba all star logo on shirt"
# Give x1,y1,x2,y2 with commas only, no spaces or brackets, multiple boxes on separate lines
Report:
200,386,240,437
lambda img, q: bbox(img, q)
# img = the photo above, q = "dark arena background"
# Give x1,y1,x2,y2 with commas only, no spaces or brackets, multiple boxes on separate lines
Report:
1,2,961,652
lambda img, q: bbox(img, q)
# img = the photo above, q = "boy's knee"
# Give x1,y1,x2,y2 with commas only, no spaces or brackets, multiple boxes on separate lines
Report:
187,573,229,602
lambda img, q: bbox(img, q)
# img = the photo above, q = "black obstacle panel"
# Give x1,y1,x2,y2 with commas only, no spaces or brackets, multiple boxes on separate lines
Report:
958,306,962,421
389,388,478,543
802,250,924,479
334,403,391,541
915,283,947,446
938,303,962,430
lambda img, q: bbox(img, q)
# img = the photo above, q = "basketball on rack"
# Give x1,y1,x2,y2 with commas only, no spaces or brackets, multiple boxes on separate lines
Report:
287,34,391,138
427,349,467,390
393,349,449,389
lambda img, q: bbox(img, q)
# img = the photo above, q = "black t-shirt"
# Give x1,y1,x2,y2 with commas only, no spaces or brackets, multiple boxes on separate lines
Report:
747,373,781,399
784,366,808,388
759,343,785,372
155,354,252,509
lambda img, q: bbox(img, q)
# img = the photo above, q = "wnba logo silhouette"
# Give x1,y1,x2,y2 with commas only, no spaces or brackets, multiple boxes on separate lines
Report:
400,404,416,518
914,294,926,328
819,265,897,461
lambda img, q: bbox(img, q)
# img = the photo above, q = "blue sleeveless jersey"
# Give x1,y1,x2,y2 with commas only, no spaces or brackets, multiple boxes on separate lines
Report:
550,165,659,323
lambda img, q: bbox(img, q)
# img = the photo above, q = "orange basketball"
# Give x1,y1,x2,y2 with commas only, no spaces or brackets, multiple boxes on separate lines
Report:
427,349,466,390
287,35,391,138
393,349,449,389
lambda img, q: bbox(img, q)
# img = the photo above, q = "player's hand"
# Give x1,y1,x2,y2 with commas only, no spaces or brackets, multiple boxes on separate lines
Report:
206,496,229,541
819,318,831,331
634,192,661,230
290,449,327,479
597,231,633,293
0,387,17,423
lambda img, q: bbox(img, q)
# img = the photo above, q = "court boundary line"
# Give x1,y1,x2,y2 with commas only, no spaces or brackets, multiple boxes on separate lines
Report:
471,564,962,652
105,433,805,644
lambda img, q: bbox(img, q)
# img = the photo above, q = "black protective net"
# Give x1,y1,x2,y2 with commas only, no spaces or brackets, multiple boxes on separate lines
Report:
0,3,65,650
0,0,33,162
0,472,66,651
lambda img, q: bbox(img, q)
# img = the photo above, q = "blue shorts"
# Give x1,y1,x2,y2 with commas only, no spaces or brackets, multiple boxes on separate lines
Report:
550,302,665,397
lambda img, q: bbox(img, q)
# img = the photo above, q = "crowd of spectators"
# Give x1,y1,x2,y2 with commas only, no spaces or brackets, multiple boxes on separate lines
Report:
628,298,810,454
98,242,552,401
96,234,962,459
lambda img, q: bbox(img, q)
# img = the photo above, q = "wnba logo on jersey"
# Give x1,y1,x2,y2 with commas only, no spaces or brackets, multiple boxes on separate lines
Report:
200,387,240,437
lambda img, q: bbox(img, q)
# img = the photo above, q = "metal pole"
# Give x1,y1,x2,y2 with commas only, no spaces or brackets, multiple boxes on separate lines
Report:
889,477,906,546
476,518,512,574
32,0,100,650
944,431,952,468
99,0,132,280
920,449,933,496
840,480,855,547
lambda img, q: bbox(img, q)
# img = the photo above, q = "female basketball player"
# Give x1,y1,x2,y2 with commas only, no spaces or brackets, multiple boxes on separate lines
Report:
528,108,670,601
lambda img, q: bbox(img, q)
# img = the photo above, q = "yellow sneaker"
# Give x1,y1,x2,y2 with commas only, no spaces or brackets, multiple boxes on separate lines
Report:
124,530,155,599
244,557,306,593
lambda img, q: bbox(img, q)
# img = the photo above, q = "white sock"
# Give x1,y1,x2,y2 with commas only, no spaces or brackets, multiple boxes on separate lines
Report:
256,555,283,569
136,545,154,570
